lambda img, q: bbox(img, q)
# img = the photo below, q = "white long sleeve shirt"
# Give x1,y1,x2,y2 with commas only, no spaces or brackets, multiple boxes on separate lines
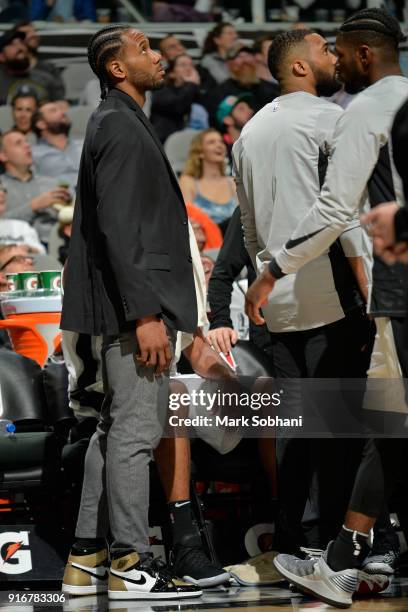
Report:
233,91,364,333
272,77,408,303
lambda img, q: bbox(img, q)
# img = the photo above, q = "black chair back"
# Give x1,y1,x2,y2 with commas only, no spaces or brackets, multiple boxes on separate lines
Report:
0,349,46,431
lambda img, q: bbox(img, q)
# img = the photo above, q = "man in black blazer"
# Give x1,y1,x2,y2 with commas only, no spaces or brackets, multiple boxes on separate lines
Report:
61,26,200,601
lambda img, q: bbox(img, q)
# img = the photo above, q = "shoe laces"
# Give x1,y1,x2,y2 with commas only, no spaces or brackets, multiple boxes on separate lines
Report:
300,547,324,560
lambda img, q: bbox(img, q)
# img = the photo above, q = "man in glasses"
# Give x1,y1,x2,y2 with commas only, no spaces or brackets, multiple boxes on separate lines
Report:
0,243,34,276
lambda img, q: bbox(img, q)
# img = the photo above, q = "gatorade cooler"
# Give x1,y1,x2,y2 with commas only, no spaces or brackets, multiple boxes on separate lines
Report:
0,294,62,367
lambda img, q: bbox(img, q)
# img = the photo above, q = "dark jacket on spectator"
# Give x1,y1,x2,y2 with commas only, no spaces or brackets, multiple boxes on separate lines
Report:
150,82,200,143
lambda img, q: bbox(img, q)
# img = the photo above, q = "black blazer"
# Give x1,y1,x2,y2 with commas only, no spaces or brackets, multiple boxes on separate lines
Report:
61,88,197,336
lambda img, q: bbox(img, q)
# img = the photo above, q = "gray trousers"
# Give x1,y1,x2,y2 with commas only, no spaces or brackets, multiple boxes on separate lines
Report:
75,330,173,555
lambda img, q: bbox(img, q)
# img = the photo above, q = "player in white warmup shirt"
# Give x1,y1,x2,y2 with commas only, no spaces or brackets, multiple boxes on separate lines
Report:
246,9,408,609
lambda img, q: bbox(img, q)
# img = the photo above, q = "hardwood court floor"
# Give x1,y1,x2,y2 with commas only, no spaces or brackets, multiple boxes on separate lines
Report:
40,576,408,612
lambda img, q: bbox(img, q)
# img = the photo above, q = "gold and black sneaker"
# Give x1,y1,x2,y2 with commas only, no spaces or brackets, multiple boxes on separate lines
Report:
108,552,202,600
62,548,109,595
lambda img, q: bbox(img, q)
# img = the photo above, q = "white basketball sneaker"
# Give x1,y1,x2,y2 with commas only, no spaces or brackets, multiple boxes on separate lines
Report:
274,548,358,609
108,552,202,600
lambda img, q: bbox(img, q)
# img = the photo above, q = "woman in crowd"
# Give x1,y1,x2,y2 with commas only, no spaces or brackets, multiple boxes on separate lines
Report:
150,53,202,143
201,22,238,84
180,128,237,232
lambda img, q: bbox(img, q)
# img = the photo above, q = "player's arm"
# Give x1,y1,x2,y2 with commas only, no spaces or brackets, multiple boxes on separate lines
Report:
232,140,260,268
271,106,385,278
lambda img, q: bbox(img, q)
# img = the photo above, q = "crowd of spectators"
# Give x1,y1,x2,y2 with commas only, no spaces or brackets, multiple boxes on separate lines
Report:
0,17,361,348
0,20,282,287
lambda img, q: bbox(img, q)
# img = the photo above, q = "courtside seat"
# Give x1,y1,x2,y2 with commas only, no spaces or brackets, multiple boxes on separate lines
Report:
164,128,199,175
0,348,46,431
42,359,76,439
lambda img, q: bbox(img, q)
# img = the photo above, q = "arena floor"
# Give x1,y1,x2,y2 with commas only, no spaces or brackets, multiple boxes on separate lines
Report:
3,579,408,612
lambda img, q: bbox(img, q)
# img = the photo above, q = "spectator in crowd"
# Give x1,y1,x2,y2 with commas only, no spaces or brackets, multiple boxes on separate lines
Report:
200,253,215,289
253,35,276,84
11,86,38,145
186,201,223,252
159,34,187,62
0,243,34,275
0,244,34,294
190,218,206,251
201,22,238,84
0,129,71,245
30,0,96,22
32,101,81,189
0,27,65,105
0,242,34,350
150,54,203,143
0,181,45,253
205,42,280,126
179,128,237,231
216,94,254,162
12,21,65,84
158,34,216,95
152,0,211,22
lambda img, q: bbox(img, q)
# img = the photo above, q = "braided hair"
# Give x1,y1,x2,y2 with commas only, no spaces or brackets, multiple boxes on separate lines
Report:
87,25,131,100
339,8,406,51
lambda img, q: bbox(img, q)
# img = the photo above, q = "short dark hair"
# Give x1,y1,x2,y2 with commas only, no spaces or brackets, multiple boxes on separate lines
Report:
11,91,38,108
268,29,312,81
87,25,131,100
338,8,406,52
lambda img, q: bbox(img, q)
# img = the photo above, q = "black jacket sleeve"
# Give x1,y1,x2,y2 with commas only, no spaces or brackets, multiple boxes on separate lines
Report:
207,207,250,329
94,112,162,322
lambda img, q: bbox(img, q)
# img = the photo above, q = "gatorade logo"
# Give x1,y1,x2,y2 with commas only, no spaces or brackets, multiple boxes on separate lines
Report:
0,531,32,574
26,278,38,290
52,276,61,290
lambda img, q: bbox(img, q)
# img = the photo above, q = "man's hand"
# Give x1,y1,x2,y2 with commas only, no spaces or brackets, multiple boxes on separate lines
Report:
206,327,238,355
245,267,276,325
136,316,172,376
361,202,399,256
31,187,71,211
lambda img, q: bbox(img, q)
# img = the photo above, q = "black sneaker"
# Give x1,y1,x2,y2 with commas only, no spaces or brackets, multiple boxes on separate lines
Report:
171,533,230,588
109,552,202,600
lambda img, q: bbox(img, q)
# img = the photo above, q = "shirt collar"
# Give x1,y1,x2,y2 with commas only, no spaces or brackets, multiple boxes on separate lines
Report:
4,170,34,183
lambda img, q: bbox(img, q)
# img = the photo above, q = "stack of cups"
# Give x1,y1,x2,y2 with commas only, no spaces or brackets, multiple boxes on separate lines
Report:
5,270,62,293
